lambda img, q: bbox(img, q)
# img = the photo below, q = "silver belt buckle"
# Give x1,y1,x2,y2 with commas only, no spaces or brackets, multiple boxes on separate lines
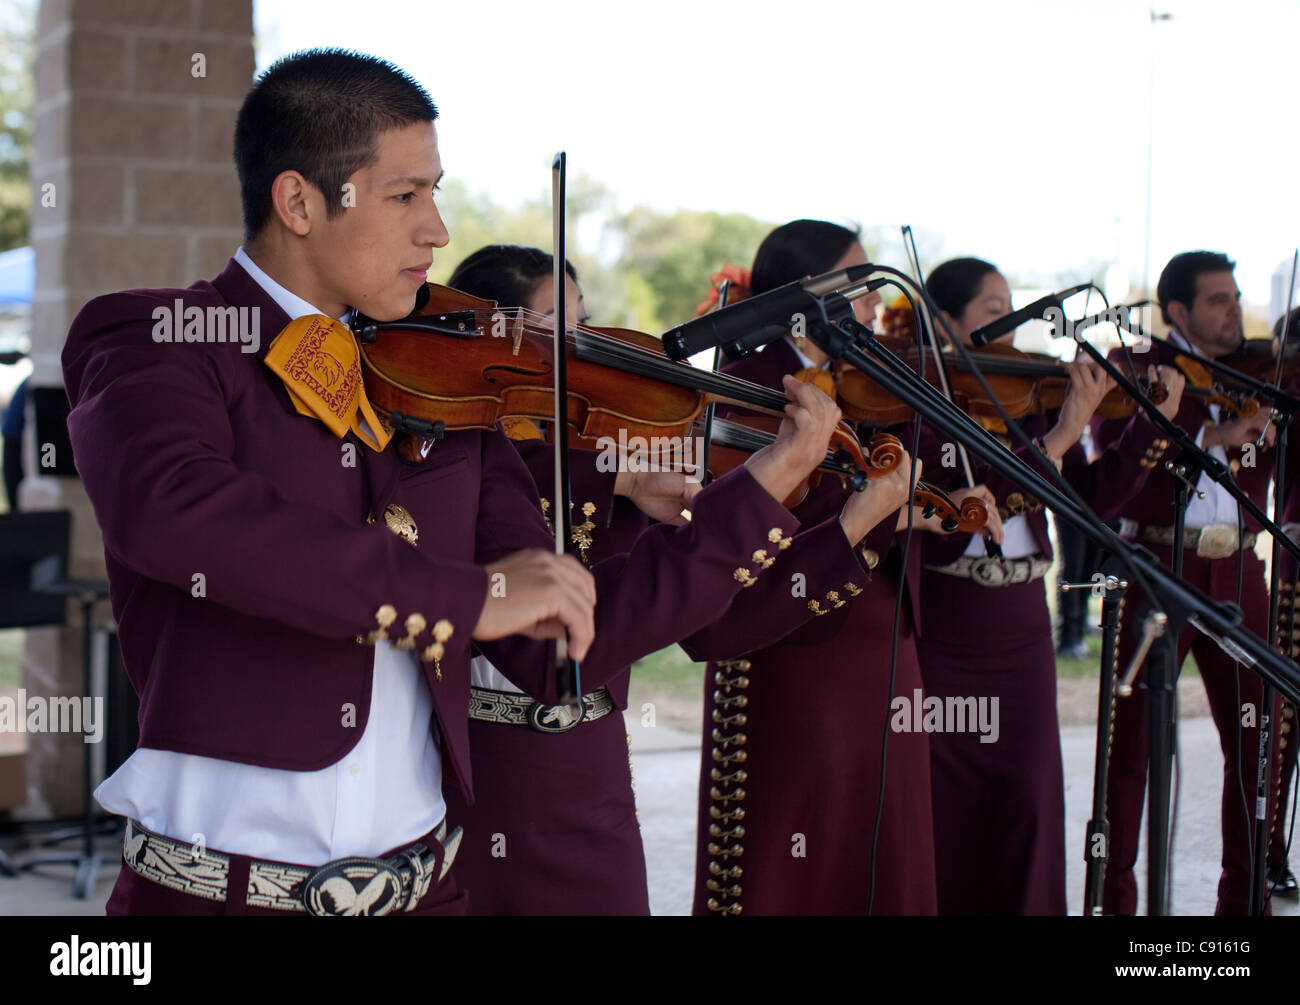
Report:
528,700,584,734
1195,524,1237,560
300,856,406,916
970,556,1010,587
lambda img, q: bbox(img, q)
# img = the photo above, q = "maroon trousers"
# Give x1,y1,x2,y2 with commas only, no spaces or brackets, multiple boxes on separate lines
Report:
692,562,937,916
105,822,468,916
1103,545,1285,915
917,572,1067,915
441,711,649,916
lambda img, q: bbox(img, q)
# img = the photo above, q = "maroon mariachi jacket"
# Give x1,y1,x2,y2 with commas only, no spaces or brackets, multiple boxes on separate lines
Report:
916,371,1173,570
702,338,904,640
508,437,885,682
1093,337,1273,537
61,259,802,802
506,439,647,709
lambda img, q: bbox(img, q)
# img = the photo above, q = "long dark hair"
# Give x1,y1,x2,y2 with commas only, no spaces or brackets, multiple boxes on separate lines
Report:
749,220,861,295
448,244,578,308
925,257,999,318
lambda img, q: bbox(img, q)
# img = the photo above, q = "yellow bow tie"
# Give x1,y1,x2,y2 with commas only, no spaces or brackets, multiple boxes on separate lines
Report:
263,314,392,451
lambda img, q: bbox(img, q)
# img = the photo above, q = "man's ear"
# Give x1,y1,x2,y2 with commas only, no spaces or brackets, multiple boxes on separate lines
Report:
267,170,318,237
1166,300,1190,334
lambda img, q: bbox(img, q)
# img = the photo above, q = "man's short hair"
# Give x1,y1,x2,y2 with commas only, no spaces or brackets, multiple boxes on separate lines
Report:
1156,251,1236,326
234,48,438,241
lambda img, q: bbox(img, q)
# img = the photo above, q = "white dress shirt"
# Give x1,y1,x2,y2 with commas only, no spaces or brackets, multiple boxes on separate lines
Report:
1167,330,1241,529
94,246,446,865
962,515,1037,559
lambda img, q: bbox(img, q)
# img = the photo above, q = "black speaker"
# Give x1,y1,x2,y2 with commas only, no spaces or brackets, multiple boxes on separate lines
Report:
0,509,71,629
31,386,78,478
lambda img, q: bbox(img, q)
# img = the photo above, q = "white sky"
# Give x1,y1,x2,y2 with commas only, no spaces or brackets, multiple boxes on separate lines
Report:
255,0,1300,316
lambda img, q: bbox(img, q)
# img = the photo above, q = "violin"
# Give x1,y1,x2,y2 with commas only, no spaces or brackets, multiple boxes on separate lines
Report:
352,283,988,533
1217,338,1300,385
686,275,986,531
831,339,1259,429
705,416,987,533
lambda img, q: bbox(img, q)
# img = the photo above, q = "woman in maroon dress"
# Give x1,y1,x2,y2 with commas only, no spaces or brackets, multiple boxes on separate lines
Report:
442,244,918,914
435,245,659,914
915,257,1185,914
689,222,1002,915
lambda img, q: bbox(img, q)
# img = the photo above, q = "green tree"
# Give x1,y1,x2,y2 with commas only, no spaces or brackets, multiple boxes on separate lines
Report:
0,0,34,251
612,208,774,332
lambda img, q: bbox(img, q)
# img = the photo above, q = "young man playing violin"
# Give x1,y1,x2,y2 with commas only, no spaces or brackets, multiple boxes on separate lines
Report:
61,48,850,916
1098,251,1285,916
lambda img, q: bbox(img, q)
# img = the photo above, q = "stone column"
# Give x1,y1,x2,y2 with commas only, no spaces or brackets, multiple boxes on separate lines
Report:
22,0,252,815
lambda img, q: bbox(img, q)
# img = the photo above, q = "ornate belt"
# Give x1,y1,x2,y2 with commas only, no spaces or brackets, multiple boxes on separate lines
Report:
121,817,461,916
1137,522,1256,560
468,685,615,734
925,553,1052,587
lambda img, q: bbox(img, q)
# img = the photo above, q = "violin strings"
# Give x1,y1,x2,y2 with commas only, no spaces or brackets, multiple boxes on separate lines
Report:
454,303,792,412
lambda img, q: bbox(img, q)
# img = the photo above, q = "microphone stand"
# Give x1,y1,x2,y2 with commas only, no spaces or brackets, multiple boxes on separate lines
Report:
1136,331,1300,413
1252,407,1289,914
1063,574,1129,915
1067,320,1300,914
1067,330,1300,563
795,305,1300,917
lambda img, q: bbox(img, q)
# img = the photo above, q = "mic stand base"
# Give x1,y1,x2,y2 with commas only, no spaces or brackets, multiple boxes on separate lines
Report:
1080,576,1128,915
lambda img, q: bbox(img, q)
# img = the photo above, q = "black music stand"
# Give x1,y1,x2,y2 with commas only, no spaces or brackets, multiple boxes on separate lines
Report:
0,510,118,898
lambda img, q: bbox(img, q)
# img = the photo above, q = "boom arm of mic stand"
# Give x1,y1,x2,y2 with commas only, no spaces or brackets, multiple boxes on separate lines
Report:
1135,329,1300,413
806,316,1300,706
1069,331,1300,568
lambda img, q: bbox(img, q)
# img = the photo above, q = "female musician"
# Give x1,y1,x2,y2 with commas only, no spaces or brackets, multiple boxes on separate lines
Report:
689,221,1003,915
441,244,919,914
915,256,1185,914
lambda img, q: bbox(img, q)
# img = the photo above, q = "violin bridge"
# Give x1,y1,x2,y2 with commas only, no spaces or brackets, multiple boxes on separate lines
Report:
511,314,525,357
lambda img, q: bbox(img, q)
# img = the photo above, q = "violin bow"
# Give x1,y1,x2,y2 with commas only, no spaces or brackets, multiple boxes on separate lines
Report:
901,224,1001,558
551,152,581,709
698,278,731,486
1261,249,1299,445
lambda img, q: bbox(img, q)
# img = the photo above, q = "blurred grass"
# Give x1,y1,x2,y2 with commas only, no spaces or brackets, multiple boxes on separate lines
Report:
0,629,21,691
1054,631,1195,679
632,644,701,695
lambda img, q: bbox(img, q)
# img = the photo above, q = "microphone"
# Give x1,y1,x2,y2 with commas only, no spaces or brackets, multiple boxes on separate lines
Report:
662,264,877,362
968,282,1093,347
1056,301,1152,340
